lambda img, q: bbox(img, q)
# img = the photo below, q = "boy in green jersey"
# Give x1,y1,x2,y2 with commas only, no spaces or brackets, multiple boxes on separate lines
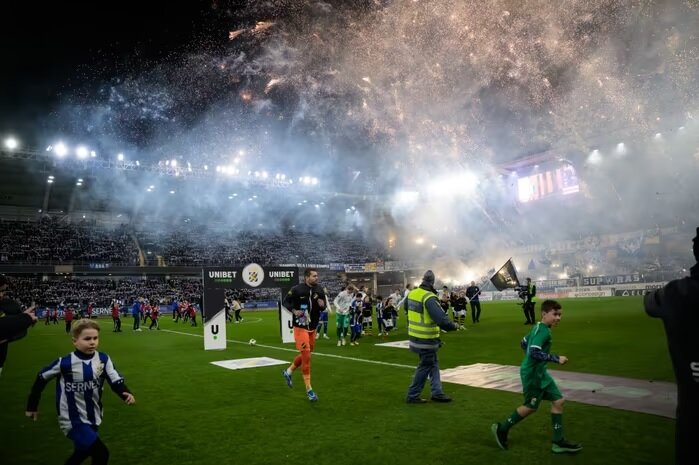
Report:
491,299,582,454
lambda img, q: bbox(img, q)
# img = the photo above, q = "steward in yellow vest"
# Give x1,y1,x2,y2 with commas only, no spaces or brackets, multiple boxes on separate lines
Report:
405,270,459,403
523,277,537,325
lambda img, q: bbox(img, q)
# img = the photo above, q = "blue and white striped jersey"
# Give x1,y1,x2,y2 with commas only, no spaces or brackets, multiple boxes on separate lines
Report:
27,351,128,434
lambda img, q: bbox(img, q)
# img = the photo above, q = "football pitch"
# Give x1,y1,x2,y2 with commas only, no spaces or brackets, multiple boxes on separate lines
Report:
1,297,675,465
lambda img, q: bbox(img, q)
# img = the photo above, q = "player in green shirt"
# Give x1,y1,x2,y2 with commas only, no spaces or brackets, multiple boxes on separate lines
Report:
491,299,582,454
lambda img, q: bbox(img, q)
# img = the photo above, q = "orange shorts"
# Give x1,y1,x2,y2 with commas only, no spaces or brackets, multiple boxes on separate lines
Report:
293,327,316,352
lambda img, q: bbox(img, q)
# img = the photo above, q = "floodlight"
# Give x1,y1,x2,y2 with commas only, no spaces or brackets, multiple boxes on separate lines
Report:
4,137,18,150
54,143,68,157
76,146,88,159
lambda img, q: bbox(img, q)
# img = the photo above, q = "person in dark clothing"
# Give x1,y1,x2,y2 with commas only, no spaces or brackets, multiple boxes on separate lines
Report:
0,275,37,377
281,268,327,401
452,292,468,329
466,281,482,323
643,227,699,465
523,278,537,325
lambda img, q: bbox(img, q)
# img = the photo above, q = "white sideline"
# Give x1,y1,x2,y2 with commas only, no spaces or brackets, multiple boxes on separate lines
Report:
160,328,415,370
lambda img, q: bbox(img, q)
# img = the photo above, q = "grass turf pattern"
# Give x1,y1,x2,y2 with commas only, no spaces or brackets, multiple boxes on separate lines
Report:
0,297,674,464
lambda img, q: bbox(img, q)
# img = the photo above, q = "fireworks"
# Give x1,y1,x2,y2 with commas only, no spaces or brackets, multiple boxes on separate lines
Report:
51,0,699,188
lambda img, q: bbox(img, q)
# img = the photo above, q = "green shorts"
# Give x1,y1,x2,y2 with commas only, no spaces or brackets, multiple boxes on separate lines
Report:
336,313,350,328
522,373,562,409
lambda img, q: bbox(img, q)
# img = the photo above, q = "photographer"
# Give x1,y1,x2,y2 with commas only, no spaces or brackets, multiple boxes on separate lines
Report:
643,228,699,465
522,277,536,325
0,275,38,377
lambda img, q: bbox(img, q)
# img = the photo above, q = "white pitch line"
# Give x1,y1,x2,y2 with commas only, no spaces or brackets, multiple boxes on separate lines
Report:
227,317,263,324
160,328,414,370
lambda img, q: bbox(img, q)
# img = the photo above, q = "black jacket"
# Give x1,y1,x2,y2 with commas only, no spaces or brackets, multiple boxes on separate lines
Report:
283,283,327,330
644,264,699,392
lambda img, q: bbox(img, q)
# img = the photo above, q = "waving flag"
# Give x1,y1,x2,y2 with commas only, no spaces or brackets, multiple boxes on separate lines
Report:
490,259,521,291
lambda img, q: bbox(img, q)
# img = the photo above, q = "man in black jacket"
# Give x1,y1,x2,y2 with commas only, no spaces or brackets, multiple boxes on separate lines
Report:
644,228,699,465
0,275,37,377
466,281,482,323
281,268,327,401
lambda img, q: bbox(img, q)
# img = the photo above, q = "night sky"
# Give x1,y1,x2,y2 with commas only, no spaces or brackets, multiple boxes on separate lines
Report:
1,1,233,143
4,1,698,165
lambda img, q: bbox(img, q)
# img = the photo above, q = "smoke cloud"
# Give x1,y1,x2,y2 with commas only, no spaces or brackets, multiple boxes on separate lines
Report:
27,0,699,272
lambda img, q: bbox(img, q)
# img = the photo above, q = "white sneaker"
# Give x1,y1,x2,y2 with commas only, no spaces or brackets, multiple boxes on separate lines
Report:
341,338,346,346
315,332,320,340
323,334,329,339
337,340,341,347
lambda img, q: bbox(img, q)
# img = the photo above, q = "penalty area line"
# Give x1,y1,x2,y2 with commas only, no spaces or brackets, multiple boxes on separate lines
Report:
160,328,414,370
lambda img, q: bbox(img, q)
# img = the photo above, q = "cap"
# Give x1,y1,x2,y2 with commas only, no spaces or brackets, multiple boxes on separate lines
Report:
422,270,435,286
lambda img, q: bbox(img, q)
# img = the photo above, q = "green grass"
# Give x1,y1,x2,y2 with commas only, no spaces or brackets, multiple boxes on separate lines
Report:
1,297,675,464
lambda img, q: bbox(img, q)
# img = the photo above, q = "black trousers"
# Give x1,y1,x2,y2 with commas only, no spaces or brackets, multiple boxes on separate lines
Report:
676,394,698,465
523,301,536,323
470,301,481,322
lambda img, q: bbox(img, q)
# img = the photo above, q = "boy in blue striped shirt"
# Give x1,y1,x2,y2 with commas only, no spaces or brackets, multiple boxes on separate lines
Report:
26,319,135,464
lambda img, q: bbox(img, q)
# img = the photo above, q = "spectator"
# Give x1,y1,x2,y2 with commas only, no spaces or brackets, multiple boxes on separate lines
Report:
0,275,37,377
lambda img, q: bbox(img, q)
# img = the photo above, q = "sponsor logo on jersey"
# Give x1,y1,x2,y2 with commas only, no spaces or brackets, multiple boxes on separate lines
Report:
65,380,100,392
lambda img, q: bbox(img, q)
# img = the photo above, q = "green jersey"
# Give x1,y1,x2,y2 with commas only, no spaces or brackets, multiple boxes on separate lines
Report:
520,322,558,382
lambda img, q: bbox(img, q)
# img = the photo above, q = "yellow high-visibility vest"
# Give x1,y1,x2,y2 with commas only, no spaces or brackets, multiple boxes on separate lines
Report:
407,287,440,340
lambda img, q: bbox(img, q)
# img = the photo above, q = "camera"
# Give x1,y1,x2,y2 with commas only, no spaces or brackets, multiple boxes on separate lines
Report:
514,285,528,300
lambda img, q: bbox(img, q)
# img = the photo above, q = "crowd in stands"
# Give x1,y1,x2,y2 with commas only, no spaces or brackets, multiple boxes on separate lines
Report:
0,217,692,285
136,228,385,266
510,225,694,280
8,277,202,308
0,217,139,265
0,218,385,266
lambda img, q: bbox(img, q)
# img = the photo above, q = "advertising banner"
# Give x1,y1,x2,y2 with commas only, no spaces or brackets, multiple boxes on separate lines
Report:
614,289,650,297
202,265,297,350
581,274,642,286
570,289,613,298
344,264,366,273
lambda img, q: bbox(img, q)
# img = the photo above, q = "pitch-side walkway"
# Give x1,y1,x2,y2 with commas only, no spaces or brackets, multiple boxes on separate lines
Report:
441,363,676,418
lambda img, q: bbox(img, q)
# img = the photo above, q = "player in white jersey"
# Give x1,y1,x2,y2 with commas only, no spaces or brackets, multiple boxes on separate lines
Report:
26,319,135,465
333,284,355,346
